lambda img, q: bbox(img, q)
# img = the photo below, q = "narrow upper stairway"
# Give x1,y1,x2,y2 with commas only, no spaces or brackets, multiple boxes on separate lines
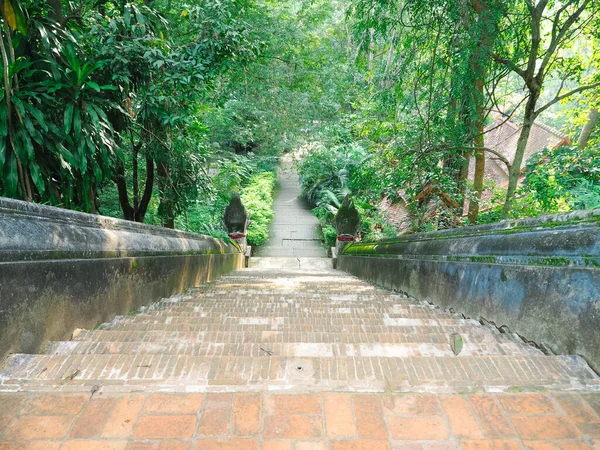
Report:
1,257,598,394
258,158,326,257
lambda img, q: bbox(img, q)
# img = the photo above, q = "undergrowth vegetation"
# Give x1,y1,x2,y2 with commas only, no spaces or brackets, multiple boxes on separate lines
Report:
240,172,277,246
297,131,398,244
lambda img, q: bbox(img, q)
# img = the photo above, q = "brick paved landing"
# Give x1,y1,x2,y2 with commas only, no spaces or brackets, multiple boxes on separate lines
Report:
2,391,600,449
1,261,599,394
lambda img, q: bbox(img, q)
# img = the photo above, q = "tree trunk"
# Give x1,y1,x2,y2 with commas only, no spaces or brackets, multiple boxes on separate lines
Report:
468,79,486,224
132,139,140,212
467,78,486,223
48,0,63,22
467,0,502,223
367,28,374,74
113,162,135,220
502,93,539,218
87,186,98,214
578,103,598,150
135,155,154,223
468,148,485,222
384,30,396,76
157,159,175,228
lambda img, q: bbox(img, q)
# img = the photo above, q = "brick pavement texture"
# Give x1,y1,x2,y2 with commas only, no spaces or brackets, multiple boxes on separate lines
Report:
1,261,600,448
0,391,600,449
1,265,598,393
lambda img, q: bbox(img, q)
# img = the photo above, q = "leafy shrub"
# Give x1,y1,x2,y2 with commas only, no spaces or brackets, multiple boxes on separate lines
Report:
299,141,398,242
322,224,338,248
240,171,276,246
521,145,600,213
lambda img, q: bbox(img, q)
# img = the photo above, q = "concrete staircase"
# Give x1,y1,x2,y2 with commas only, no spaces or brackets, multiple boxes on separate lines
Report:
258,162,326,258
1,257,598,394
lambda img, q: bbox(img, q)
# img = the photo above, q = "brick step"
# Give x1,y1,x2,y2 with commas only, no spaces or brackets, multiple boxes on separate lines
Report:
197,289,386,295
1,354,597,393
159,293,411,302
148,303,444,314
98,320,481,333
104,314,472,328
44,340,541,358
69,330,511,345
131,310,452,320
149,299,443,309
151,296,433,305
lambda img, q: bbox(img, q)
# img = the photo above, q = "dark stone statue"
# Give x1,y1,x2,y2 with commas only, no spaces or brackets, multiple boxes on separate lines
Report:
223,192,252,266
333,195,361,239
223,192,250,237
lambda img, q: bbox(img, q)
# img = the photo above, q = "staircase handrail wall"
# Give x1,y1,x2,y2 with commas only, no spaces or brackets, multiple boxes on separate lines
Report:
0,197,243,360
0,197,240,261
338,209,600,372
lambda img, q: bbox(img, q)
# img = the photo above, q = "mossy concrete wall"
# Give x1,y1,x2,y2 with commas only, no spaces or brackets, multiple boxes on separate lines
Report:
338,209,600,372
0,198,243,360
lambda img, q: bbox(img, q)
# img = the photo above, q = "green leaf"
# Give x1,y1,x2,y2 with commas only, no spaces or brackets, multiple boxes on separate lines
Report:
94,160,103,182
77,139,86,173
12,0,27,35
64,102,74,134
10,95,26,119
58,143,74,167
13,99,38,143
0,137,6,172
18,129,34,160
23,103,48,132
86,103,100,128
450,333,463,355
135,9,145,24
124,5,131,26
73,108,81,141
5,151,18,196
88,103,109,121
29,161,45,194
85,81,101,92
0,102,7,137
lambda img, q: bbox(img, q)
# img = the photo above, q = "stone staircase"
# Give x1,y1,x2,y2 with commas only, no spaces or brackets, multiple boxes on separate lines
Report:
258,161,326,258
1,258,598,394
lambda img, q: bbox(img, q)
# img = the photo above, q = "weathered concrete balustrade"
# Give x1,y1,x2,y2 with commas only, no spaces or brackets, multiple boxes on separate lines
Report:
0,197,243,360
338,209,600,372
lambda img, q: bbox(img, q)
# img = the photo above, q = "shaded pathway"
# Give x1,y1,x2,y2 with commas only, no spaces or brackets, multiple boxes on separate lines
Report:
259,159,326,257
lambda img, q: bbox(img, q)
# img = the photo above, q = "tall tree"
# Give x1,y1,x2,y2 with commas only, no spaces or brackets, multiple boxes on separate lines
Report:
578,102,598,150
466,0,504,223
495,0,600,217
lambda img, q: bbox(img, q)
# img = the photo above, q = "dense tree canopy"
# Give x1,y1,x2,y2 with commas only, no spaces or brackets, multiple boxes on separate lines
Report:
1,0,599,236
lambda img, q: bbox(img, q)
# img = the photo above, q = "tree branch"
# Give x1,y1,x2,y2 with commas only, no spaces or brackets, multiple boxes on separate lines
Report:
452,146,512,169
493,53,526,79
536,80,600,115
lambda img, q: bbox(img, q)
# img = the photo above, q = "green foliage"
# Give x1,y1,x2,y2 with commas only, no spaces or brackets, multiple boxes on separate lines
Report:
2,0,598,239
477,144,600,223
240,171,276,246
174,153,277,238
298,130,398,241
521,145,600,212
322,224,338,248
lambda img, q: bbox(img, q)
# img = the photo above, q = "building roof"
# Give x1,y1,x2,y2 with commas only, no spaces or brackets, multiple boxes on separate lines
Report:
483,116,569,177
